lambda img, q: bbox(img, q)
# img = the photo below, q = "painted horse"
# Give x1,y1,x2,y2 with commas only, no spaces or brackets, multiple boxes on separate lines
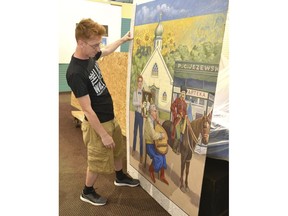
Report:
162,111,212,191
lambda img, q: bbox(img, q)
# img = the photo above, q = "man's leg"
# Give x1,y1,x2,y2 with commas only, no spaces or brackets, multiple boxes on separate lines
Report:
113,121,140,187
114,157,123,172
132,111,140,155
80,168,107,206
114,157,140,187
80,120,108,206
85,167,98,186
139,115,144,163
171,124,181,155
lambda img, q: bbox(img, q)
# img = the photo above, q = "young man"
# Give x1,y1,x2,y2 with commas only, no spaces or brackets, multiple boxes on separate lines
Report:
132,75,144,163
66,18,140,206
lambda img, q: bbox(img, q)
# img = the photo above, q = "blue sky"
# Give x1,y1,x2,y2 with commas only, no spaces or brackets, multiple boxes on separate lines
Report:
135,0,229,26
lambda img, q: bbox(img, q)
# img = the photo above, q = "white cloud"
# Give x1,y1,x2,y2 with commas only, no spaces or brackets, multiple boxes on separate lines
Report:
159,4,189,20
136,2,190,25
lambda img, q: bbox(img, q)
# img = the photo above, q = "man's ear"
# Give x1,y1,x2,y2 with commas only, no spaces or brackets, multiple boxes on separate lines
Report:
78,39,85,48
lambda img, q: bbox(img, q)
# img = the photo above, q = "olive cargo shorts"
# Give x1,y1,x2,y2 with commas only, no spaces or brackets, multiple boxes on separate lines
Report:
81,118,125,174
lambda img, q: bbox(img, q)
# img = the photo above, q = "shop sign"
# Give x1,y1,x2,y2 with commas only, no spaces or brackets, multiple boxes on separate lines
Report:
186,89,208,99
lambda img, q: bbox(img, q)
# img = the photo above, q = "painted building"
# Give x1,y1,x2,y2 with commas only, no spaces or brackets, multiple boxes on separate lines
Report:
140,14,173,113
140,14,217,119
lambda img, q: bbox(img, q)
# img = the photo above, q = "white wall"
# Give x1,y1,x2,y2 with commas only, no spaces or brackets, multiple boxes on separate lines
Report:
59,0,122,63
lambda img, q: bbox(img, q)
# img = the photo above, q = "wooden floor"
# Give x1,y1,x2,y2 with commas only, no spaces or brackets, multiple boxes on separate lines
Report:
59,92,170,216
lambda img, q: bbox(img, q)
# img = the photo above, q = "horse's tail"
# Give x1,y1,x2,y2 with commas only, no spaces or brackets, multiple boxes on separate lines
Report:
162,120,173,149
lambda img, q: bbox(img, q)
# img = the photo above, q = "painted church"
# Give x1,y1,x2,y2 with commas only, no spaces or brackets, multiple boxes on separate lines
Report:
140,15,173,114
140,14,216,121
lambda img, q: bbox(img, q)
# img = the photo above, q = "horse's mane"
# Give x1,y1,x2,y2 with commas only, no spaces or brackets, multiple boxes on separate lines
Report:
190,117,203,137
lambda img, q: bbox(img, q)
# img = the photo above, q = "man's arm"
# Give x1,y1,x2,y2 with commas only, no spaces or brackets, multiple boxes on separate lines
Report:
132,91,141,107
77,94,115,148
170,98,178,120
101,31,133,57
183,101,188,116
144,119,162,142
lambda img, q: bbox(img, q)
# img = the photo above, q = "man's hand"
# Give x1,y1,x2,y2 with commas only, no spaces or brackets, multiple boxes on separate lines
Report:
101,31,133,57
122,31,133,42
101,133,115,149
159,132,164,140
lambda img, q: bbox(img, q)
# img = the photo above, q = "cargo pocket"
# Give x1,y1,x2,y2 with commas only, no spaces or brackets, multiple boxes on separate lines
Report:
81,120,90,147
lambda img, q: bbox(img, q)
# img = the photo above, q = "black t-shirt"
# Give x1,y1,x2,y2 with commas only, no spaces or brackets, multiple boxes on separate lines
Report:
66,51,114,123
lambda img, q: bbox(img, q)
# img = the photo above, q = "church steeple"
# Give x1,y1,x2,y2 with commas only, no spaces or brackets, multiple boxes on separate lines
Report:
154,12,163,51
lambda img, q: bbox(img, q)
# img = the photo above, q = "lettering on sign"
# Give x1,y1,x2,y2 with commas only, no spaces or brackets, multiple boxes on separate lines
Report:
186,89,208,99
175,62,219,72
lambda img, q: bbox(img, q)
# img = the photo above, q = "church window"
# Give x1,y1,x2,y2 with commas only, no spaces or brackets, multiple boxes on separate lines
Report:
162,91,167,101
152,63,158,76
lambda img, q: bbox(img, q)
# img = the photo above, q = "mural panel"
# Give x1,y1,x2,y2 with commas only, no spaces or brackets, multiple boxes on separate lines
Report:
128,0,228,215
